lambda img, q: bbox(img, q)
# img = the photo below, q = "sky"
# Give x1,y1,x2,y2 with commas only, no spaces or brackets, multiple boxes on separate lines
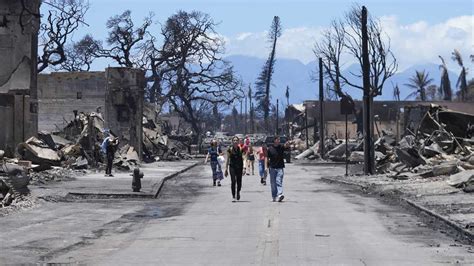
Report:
60,0,473,72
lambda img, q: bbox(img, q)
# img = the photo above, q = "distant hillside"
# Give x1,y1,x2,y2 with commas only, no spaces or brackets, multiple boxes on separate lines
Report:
225,55,461,104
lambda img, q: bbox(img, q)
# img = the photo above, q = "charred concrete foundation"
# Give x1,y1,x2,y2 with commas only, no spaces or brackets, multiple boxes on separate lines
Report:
0,0,40,156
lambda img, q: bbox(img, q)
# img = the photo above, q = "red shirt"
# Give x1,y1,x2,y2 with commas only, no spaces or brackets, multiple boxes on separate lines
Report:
257,147,267,161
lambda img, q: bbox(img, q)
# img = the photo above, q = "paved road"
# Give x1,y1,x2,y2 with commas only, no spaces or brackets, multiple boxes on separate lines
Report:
45,164,472,265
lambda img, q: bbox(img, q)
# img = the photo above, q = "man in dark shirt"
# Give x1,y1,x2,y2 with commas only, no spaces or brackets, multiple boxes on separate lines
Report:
266,136,290,202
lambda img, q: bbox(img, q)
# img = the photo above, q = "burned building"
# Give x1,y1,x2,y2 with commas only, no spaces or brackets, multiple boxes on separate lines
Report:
104,67,145,160
38,72,106,132
287,100,474,142
36,68,145,161
0,0,40,156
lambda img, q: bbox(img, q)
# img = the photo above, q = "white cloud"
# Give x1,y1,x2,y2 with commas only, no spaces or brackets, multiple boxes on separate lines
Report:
225,27,324,64
222,15,474,71
380,15,473,71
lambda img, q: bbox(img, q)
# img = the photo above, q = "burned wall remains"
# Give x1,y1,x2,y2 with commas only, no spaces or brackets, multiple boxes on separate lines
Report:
0,0,40,155
299,100,474,141
105,68,145,160
38,72,106,132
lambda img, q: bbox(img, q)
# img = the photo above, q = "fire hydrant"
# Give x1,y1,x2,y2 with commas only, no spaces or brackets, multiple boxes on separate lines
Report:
132,168,144,192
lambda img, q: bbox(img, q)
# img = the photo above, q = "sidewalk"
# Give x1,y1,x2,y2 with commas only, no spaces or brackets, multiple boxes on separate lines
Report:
30,161,199,199
321,172,474,243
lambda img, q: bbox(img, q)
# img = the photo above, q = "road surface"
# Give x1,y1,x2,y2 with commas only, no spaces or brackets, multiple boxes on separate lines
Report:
51,164,473,265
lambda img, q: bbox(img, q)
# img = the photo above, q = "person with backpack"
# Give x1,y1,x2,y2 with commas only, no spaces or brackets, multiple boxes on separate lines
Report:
224,136,244,202
101,134,119,177
204,139,224,186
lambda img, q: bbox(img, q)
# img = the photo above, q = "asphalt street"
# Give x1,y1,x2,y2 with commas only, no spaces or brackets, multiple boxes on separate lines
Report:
43,163,473,265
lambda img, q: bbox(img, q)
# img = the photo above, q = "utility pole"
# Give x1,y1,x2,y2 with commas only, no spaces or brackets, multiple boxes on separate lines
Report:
240,100,243,134
286,86,290,137
276,99,279,135
305,106,309,149
319,58,325,159
362,6,374,175
245,94,248,135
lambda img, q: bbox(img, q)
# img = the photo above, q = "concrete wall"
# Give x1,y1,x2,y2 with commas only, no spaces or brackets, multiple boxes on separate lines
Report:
37,68,146,161
38,72,106,132
0,0,39,94
0,0,39,152
105,68,145,158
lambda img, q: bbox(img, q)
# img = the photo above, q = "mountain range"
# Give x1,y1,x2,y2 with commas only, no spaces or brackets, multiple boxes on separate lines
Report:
225,55,461,104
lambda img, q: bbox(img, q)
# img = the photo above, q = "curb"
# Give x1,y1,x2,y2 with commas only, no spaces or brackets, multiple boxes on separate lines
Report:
153,162,200,198
65,162,200,199
67,192,154,199
295,161,348,166
321,176,473,244
403,198,473,243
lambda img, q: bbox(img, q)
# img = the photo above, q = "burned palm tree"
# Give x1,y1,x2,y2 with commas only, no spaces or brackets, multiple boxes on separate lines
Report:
405,70,433,101
452,50,468,101
392,83,400,101
439,56,452,101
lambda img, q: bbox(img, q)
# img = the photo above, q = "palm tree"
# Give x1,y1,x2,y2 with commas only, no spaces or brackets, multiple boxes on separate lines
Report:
439,56,452,101
452,50,468,101
392,83,400,101
405,70,433,101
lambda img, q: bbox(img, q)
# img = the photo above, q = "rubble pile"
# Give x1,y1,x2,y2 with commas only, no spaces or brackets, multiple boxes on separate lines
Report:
143,126,193,162
29,168,81,185
10,110,194,173
294,105,474,193
1,156,30,208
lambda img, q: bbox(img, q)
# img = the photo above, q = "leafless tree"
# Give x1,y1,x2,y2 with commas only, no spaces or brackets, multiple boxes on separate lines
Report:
96,10,153,68
37,0,89,73
325,82,339,101
313,4,397,98
57,34,100,71
156,11,242,142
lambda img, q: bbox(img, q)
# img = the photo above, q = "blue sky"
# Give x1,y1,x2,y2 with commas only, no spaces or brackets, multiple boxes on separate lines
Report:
60,0,473,71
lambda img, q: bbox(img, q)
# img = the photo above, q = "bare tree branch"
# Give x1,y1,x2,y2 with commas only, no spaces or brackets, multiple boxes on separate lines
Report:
37,0,89,73
313,4,397,99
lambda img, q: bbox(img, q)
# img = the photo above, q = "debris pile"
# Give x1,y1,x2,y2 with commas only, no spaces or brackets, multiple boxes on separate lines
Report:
294,105,474,193
143,126,193,162
29,168,81,185
1,156,30,207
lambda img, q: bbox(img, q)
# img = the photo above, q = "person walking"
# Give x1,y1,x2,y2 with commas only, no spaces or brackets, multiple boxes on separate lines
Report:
245,143,255,175
204,139,224,186
101,135,118,177
266,136,290,202
224,136,244,202
257,143,268,185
